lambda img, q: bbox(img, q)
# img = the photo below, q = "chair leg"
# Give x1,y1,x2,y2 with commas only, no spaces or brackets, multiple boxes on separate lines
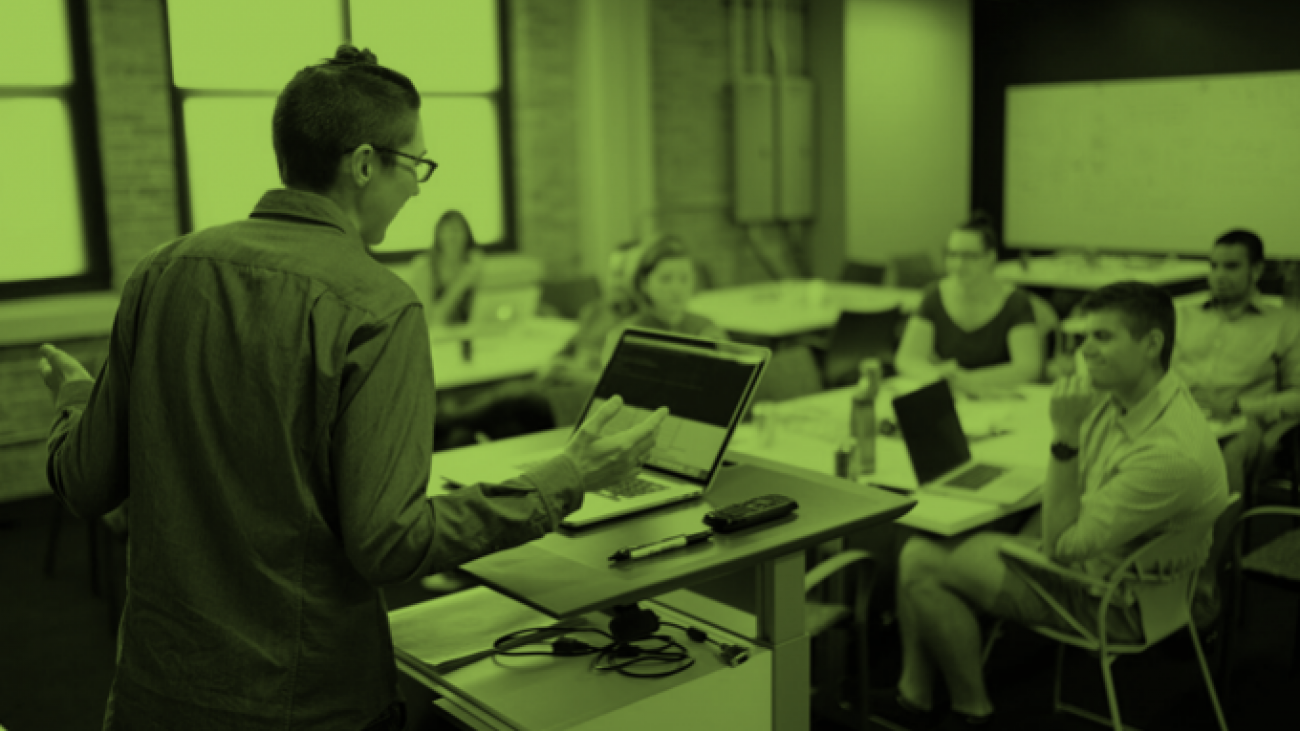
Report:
1053,642,1066,712
87,517,100,598
1188,625,1231,731
1099,654,1125,731
43,499,63,577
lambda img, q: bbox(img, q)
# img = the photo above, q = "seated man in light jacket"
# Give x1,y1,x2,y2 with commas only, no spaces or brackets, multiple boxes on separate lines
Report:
870,282,1229,730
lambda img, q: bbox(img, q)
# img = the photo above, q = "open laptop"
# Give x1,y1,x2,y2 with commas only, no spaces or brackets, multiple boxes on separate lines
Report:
468,285,542,327
512,327,770,529
878,379,1041,506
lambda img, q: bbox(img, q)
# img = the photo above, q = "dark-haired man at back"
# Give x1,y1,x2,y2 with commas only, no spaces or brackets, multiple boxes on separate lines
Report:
870,282,1229,730
39,46,665,731
1173,229,1300,497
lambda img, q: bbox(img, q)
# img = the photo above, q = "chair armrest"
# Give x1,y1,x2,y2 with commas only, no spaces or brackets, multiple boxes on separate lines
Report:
804,549,875,593
999,540,1110,592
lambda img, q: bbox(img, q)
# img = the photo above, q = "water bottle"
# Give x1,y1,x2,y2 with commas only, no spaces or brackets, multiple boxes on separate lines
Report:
850,358,882,477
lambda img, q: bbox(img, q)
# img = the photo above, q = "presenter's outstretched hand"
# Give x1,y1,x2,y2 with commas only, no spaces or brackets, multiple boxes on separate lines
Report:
37,343,94,405
563,395,669,492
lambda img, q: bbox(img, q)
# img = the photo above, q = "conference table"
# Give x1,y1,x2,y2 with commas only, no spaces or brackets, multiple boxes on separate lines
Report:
687,279,924,341
996,253,1210,292
399,428,915,730
431,316,579,390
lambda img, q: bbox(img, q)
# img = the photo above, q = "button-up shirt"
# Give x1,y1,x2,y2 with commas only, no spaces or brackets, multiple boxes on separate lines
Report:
1056,371,1230,605
1173,291,1300,428
45,189,585,731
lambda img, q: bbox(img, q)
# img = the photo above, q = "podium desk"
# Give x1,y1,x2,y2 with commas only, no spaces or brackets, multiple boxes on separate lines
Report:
687,280,923,340
432,317,579,391
995,254,1209,292
409,428,916,730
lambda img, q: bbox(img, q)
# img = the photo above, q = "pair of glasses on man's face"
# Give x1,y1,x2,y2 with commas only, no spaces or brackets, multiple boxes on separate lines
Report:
342,144,438,182
945,250,988,261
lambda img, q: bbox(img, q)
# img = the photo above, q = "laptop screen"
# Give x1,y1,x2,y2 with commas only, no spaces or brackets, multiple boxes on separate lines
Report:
891,379,972,484
577,329,768,487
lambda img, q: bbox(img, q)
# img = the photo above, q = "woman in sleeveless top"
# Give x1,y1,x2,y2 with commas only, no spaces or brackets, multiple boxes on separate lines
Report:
894,212,1042,395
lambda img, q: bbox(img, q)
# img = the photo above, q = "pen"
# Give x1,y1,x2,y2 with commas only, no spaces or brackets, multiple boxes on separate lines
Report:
609,529,714,562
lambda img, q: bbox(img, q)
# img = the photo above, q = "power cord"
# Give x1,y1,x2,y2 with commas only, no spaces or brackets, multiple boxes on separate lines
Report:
488,605,751,678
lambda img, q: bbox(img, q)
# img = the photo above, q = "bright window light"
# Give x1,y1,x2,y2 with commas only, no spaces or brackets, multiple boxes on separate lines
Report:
376,96,504,253
184,97,285,232
0,99,85,282
0,0,71,86
351,0,499,94
167,0,342,91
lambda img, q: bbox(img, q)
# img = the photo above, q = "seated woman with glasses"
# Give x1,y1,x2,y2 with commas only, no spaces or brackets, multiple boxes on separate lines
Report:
894,211,1042,395
601,234,729,363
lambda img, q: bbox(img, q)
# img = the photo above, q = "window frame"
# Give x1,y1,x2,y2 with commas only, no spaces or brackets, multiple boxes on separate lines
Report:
163,0,517,267
0,0,112,302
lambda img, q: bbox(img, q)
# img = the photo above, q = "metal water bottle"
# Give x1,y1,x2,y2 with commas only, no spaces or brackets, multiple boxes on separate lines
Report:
850,358,882,477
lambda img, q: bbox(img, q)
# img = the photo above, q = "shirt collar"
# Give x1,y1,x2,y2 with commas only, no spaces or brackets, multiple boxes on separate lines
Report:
1110,370,1186,438
1202,290,1265,315
248,189,362,244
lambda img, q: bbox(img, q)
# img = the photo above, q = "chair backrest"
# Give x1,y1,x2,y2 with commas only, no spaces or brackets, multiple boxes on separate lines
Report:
1130,494,1242,644
839,261,886,285
1025,291,1061,380
747,345,824,415
885,253,940,289
540,277,601,320
823,308,903,389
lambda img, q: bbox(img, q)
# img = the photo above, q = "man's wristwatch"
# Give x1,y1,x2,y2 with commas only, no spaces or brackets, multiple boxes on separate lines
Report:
1051,441,1080,461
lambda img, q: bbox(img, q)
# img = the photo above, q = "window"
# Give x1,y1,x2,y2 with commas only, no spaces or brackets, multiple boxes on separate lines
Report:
0,0,110,300
165,0,512,262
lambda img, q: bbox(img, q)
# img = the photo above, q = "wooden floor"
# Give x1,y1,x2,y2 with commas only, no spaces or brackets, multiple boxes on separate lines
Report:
1,493,1295,731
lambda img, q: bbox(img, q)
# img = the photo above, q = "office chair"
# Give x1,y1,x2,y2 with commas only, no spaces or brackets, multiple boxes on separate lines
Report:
840,261,886,285
883,253,940,289
1025,291,1063,382
540,277,600,320
1217,502,1300,704
745,345,824,417
822,308,903,389
982,496,1238,731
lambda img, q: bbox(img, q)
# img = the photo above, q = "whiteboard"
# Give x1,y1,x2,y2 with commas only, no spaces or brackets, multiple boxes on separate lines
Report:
1003,70,1300,259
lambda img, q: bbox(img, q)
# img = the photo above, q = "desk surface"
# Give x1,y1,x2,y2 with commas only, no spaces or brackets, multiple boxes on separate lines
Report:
996,254,1210,290
431,317,578,390
431,427,915,619
688,280,923,338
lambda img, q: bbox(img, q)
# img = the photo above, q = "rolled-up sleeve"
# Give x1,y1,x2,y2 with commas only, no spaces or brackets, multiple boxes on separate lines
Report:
1053,445,1195,564
46,278,140,520
331,304,585,586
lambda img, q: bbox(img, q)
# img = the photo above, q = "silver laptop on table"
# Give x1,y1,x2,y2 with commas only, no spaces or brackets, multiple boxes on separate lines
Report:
469,285,542,326
882,379,1041,507
515,327,771,529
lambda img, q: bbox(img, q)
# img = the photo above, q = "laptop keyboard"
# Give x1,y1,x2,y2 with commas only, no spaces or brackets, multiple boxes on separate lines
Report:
944,464,1006,489
600,478,670,500
514,458,670,500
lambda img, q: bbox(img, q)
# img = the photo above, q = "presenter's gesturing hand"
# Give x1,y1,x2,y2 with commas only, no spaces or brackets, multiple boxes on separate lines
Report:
563,395,669,492
37,343,94,406
1049,373,1097,446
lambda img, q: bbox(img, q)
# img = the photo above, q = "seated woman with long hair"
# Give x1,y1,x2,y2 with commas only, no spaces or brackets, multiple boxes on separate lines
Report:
894,211,1042,396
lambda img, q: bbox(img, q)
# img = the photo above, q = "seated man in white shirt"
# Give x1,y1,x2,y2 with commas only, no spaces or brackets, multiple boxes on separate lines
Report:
870,282,1230,730
1172,229,1300,498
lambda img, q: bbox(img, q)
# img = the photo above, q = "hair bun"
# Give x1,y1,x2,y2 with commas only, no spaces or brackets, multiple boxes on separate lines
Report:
330,45,378,66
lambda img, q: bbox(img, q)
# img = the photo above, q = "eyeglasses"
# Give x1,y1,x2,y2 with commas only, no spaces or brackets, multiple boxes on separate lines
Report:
342,144,438,183
945,250,989,261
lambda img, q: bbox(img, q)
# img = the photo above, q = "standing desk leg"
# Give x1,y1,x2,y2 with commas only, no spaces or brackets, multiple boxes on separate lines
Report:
758,550,809,731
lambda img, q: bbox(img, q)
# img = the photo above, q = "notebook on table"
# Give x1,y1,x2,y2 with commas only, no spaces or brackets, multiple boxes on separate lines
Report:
870,378,1042,507
506,327,771,529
